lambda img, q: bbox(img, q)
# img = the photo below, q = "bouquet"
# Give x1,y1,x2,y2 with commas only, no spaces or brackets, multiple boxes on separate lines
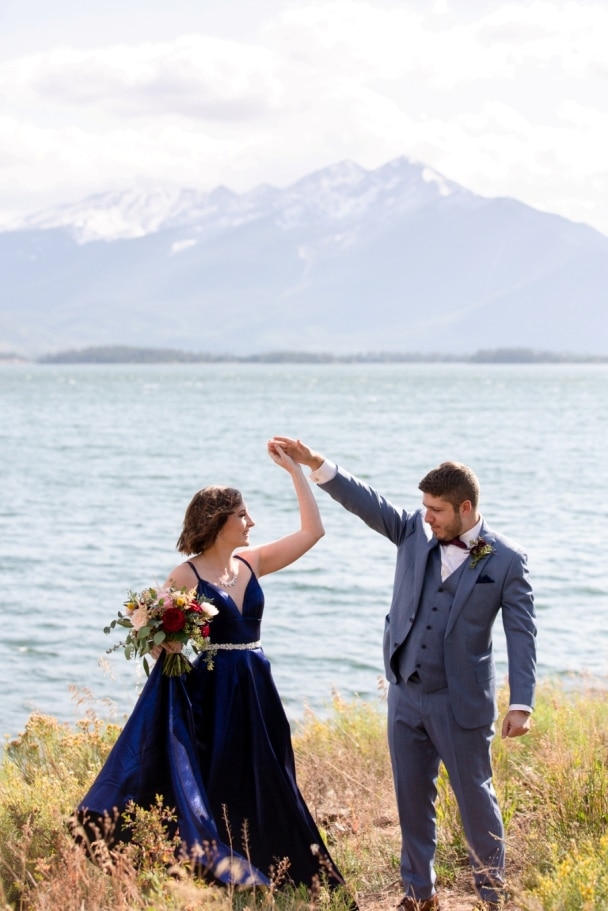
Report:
105,584,219,677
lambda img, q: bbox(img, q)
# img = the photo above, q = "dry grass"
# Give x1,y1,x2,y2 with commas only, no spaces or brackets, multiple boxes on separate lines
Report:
292,680,608,911
2,680,608,910
293,686,400,898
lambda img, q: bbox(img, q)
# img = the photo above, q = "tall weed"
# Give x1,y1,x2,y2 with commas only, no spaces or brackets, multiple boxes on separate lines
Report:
2,681,608,909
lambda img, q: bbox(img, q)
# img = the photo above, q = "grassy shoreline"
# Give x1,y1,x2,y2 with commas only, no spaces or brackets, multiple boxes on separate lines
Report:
1,680,607,910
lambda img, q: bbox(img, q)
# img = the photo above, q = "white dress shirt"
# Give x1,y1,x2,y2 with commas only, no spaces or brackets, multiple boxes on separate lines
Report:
309,459,531,716
439,518,482,580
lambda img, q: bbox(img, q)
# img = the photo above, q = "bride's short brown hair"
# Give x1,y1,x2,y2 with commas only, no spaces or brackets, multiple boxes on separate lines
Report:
176,486,243,555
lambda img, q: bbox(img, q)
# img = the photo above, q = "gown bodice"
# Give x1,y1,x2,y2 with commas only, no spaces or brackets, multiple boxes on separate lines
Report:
187,555,263,645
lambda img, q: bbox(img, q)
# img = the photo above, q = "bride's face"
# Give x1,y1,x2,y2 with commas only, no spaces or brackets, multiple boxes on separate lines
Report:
217,502,255,548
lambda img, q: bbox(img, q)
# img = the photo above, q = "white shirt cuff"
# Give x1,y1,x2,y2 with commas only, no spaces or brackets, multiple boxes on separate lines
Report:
309,459,338,484
509,704,532,714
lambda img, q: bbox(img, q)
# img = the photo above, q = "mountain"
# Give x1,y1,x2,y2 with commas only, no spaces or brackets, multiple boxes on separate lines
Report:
1,157,607,357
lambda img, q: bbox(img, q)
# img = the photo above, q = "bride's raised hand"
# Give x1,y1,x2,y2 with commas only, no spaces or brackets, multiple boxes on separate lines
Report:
270,437,324,470
267,440,301,473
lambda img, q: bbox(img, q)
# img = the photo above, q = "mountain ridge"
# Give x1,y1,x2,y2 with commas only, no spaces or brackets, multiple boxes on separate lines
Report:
2,157,476,244
1,156,606,357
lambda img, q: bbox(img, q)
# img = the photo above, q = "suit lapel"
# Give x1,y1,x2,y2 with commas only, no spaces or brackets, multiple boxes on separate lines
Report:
446,524,497,635
416,537,438,603
392,534,436,630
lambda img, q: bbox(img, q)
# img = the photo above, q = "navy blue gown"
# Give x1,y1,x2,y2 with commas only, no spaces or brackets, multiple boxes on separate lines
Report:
74,556,346,891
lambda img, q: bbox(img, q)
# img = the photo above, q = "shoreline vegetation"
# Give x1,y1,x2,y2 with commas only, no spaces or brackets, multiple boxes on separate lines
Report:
0,345,607,365
1,681,608,910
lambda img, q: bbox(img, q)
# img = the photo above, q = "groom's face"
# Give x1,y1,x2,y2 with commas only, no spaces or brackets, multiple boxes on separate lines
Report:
422,493,466,541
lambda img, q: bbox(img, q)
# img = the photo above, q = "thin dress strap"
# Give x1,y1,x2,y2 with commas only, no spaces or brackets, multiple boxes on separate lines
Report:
234,554,254,574
186,555,253,582
186,560,203,582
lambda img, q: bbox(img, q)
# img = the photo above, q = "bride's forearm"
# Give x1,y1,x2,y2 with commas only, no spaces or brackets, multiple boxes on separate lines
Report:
290,463,324,542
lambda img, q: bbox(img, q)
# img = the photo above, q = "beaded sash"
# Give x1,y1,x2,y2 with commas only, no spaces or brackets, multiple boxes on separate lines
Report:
209,641,262,651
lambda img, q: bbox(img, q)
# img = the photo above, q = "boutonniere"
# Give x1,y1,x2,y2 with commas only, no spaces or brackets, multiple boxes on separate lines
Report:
468,537,494,569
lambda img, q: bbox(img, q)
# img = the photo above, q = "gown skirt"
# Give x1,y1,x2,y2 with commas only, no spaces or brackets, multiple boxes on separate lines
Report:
73,557,345,890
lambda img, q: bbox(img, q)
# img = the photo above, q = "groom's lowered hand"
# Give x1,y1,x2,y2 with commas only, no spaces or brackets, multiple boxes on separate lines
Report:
501,710,531,739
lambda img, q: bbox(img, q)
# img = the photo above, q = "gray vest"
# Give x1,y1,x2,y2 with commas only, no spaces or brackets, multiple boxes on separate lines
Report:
398,546,467,692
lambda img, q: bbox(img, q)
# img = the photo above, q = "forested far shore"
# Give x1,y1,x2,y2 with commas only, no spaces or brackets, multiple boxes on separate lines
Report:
2,345,608,364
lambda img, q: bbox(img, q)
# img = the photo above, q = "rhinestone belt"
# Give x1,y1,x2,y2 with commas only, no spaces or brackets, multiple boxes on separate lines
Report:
209,641,262,651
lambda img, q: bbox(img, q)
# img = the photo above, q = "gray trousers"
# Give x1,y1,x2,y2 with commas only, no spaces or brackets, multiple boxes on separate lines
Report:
387,678,505,903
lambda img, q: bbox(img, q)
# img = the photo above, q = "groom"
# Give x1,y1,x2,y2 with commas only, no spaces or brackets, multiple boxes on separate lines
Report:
272,438,536,910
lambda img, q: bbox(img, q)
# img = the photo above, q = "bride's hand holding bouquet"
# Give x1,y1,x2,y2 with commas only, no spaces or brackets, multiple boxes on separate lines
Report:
105,583,218,677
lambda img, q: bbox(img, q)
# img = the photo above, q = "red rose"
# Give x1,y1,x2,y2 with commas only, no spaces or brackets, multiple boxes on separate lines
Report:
201,622,211,638
189,600,203,613
162,607,186,633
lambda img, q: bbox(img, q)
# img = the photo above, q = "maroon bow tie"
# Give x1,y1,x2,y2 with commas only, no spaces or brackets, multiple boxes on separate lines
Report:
440,537,468,549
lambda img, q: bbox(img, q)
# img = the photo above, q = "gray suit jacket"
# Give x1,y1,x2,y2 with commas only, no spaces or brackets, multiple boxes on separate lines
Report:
321,466,537,729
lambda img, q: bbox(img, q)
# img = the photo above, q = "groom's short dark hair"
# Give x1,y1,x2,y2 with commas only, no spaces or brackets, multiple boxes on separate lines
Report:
418,461,480,510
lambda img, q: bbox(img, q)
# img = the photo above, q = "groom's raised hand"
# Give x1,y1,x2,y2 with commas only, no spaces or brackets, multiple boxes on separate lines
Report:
271,437,325,471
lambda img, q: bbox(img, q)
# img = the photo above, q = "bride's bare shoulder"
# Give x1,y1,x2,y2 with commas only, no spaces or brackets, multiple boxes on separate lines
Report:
164,561,198,588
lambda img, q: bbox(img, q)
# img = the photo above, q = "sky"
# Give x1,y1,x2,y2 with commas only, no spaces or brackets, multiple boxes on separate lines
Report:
0,0,607,235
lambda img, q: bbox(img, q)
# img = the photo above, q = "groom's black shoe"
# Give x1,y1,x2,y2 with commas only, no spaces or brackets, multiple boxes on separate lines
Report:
475,886,508,909
397,894,440,911
474,895,507,909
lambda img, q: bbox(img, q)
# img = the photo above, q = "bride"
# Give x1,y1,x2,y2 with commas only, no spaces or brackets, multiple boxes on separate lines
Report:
71,440,349,896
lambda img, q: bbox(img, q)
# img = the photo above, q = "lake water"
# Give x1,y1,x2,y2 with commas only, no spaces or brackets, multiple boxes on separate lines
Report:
1,362,607,741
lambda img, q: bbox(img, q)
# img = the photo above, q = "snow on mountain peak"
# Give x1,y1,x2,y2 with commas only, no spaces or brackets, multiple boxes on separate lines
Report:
17,187,213,243
421,166,457,197
5,156,468,244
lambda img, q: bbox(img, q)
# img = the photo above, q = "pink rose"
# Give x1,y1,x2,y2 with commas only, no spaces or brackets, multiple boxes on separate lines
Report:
130,605,149,631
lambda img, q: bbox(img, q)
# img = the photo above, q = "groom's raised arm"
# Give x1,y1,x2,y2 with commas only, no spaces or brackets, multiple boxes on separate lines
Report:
271,436,408,544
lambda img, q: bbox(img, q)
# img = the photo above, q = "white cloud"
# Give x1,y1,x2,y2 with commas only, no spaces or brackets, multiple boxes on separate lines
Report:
0,35,282,119
273,0,608,90
0,114,249,214
0,0,607,234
